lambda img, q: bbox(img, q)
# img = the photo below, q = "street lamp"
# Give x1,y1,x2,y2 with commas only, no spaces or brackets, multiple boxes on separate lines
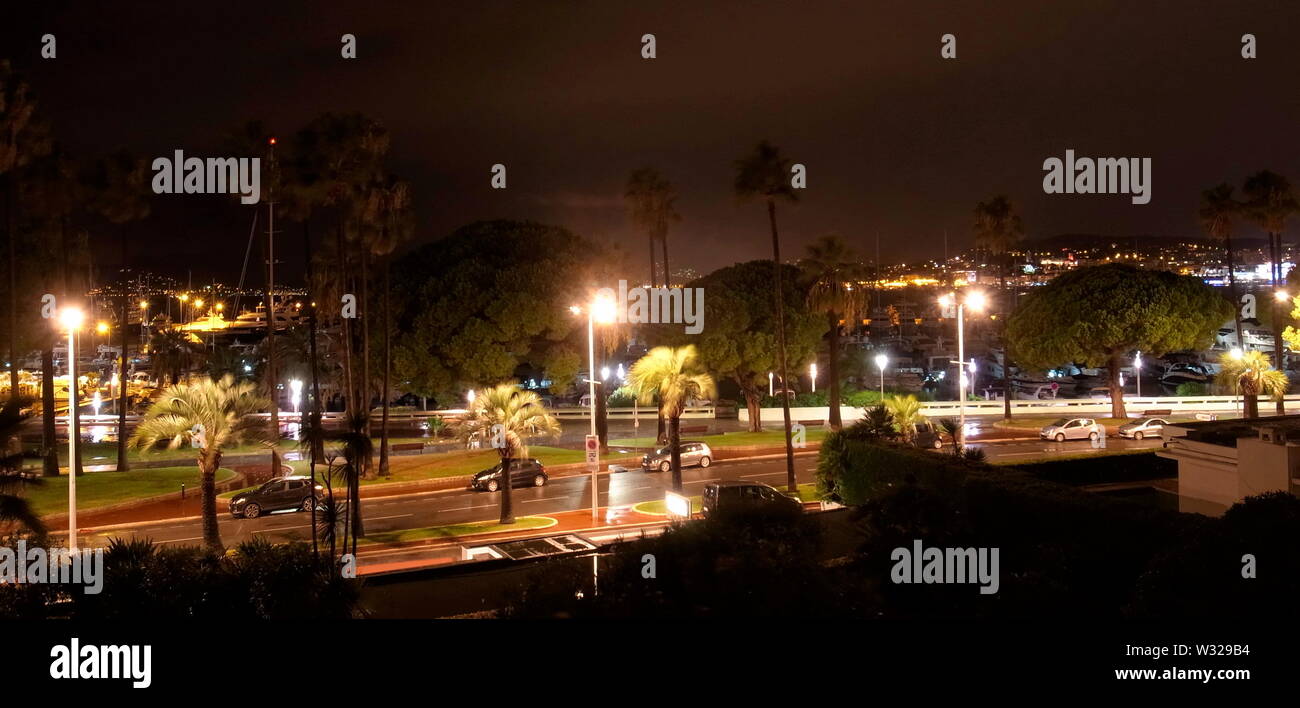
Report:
809,362,817,393
874,352,888,397
289,379,303,417
1275,289,1290,303
58,306,85,551
1135,350,1142,397
768,371,774,397
938,290,986,448
573,295,617,522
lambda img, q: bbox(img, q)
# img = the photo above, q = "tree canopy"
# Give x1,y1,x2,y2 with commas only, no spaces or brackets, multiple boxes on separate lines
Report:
1007,263,1232,417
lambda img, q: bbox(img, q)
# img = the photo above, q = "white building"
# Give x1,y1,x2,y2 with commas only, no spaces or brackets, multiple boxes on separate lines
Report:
1157,417,1300,515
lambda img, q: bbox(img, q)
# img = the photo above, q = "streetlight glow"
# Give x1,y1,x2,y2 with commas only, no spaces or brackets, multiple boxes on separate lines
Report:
58,307,85,331
874,353,888,396
965,290,988,312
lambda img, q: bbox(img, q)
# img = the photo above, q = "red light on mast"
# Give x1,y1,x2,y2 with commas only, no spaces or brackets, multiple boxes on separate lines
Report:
269,137,277,145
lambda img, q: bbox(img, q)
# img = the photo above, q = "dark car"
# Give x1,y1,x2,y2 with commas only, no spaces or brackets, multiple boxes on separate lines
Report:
230,476,324,519
701,481,801,519
470,458,548,492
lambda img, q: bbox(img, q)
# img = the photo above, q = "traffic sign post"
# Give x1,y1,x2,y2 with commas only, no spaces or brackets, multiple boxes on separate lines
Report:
586,434,600,522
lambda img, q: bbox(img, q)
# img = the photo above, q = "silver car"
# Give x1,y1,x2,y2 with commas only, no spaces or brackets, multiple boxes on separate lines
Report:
1117,417,1169,440
1039,417,1104,442
642,441,714,472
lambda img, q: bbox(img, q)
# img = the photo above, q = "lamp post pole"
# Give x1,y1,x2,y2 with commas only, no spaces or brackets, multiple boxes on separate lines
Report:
587,310,598,523
957,302,966,448
66,318,79,551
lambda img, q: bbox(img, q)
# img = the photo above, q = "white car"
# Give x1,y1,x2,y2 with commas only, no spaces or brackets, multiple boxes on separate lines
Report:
1117,417,1169,440
1039,417,1104,442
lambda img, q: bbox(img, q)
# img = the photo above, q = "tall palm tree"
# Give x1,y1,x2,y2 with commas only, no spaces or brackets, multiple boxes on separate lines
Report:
129,375,271,551
0,399,45,535
624,167,680,287
800,234,867,430
1,62,51,405
1200,184,1244,351
87,152,151,472
1218,350,1288,419
734,140,799,492
322,417,370,556
973,195,1024,420
1243,170,1298,414
455,383,561,524
358,175,412,477
628,345,717,493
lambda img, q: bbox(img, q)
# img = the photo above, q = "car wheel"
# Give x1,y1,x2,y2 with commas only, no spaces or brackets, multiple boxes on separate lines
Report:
1089,431,1100,441
243,503,261,519
301,497,315,512
533,474,546,487
1054,433,1065,442
699,456,712,468
1134,431,1144,441
486,479,499,493
660,461,671,473
933,439,943,449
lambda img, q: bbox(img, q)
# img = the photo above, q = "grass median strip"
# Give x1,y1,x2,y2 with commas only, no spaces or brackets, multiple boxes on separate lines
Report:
359,515,556,545
26,467,238,516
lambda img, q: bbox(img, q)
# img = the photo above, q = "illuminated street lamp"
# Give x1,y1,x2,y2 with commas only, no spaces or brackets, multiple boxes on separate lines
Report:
768,371,774,397
289,379,303,416
938,290,986,448
874,352,888,396
1275,289,1290,303
58,306,85,551
809,362,818,393
1135,351,1142,397
572,295,617,522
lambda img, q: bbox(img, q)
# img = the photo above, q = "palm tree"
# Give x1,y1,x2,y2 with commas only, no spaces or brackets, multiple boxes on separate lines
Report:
1218,350,1288,419
455,383,561,524
628,345,717,492
146,329,205,384
734,140,799,492
129,375,271,551
973,195,1024,420
624,168,680,287
322,419,370,556
938,417,963,455
87,152,151,472
1200,183,1244,349
884,394,924,443
801,234,867,430
357,175,412,477
1243,170,1298,414
0,399,45,535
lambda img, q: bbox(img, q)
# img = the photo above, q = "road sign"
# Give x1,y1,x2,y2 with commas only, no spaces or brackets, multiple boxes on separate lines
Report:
585,434,599,469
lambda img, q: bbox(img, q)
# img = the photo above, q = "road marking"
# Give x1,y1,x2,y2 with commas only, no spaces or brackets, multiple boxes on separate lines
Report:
367,514,414,520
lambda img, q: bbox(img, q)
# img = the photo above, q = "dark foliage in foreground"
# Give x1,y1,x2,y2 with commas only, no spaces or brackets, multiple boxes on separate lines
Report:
0,537,361,619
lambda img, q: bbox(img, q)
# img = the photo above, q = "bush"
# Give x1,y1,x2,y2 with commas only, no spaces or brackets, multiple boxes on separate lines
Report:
1009,451,1176,485
1175,381,1209,396
816,427,966,505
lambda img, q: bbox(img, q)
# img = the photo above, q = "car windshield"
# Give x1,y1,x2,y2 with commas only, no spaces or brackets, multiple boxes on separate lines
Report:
1050,418,1068,426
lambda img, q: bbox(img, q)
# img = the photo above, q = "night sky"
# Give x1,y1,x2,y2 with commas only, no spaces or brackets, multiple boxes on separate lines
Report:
5,1,1300,284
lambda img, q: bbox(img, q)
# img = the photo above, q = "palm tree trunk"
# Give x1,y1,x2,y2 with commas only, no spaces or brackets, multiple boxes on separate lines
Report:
1225,233,1243,354
648,233,657,287
767,199,797,493
117,225,130,472
1000,263,1012,420
1272,232,1286,415
1108,349,1127,419
303,220,322,555
349,466,362,553
661,233,670,287
668,414,683,492
361,249,373,479
266,201,279,440
201,452,222,552
1243,389,1259,419
41,346,57,476
6,177,17,404
499,454,514,524
826,311,842,430
338,228,355,417
379,258,391,476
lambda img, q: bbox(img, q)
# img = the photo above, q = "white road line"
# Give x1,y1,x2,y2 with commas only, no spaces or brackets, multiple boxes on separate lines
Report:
367,514,415,520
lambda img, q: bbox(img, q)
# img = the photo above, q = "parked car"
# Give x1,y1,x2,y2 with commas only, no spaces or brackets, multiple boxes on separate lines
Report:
910,420,945,449
470,458,548,492
642,441,713,472
230,476,324,519
1117,417,1169,440
1039,417,1105,442
701,481,801,518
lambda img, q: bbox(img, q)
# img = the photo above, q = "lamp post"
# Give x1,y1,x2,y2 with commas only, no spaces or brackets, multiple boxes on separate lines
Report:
874,353,888,397
59,306,85,551
809,362,817,393
768,371,774,397
572,296,617,522
939,291,985,448
1135,350,1142,398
